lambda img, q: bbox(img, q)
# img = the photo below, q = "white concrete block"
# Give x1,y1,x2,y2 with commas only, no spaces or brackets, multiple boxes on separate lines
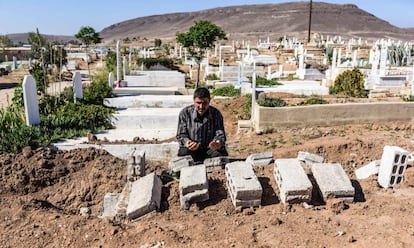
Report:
355,160,381,180
378,146,409,188
246,151,273,166
169,155,194,172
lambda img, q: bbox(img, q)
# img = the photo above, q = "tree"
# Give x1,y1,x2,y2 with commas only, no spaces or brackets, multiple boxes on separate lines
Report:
0,35,13,58
330,68,367,98
176,20,226,88
154,38,162,47
75,26,102,46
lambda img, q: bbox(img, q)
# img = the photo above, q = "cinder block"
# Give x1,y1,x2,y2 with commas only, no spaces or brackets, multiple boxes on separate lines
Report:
102,193,121,217
169,155,194,172
297,151,324,167
311,163,355,203
127,149,146,180
225,161,262,207
378,146,409,188
274,158,313,204
179,164,209,209
355,160,381,180
179,164,208,195
204,156,229,172
245,151,273,166
126,173,162,220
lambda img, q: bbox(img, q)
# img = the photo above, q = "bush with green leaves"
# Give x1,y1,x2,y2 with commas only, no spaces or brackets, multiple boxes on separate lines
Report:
137,58,174,70
206,74,219,80
211,86,241,97
251,76,283,87
257,97,287,107
298,97,329,105
330,68,368,98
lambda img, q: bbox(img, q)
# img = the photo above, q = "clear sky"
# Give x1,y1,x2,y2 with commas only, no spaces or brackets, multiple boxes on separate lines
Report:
0,0,412,36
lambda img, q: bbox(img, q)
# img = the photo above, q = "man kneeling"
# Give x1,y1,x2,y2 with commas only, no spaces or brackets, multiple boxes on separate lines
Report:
176,87,228,163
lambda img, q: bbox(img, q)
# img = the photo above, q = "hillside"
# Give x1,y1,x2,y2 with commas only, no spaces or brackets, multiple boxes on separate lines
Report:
100,2,414,43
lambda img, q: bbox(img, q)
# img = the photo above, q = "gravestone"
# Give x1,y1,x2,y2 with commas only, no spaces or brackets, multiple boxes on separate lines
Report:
72,71,83,101
22,75,40,126
108,72,114,88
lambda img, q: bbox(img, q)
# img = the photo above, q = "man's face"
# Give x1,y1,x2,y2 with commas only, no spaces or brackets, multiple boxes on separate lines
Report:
194,97,210,115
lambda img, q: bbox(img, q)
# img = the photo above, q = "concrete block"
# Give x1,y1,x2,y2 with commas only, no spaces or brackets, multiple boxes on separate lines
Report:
274,158,313,204
126,173,162,220
245,151,273,166
179,164,209,209
297,151,324,167
127,149,146,180
355,160,381,180
204,156,229,172
169,155,194,172
378,146,409,188
102,193,121,217
225,161,262,207
311,163,355,203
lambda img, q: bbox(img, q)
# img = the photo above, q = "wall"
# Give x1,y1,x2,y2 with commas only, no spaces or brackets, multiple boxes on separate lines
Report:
253,102,414,132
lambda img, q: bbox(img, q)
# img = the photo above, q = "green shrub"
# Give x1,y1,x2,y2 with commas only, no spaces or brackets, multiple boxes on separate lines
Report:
250,76,282,87
402,95,414,102
211,86,241,97
298,97,329,105
240,94,252,120
206,74,219,80
331,68,368,98
137,58,174,70
257,97,287,107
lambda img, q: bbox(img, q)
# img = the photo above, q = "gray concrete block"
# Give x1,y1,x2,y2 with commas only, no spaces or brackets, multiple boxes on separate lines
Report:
245,151,273,166
179,164,208,195
180,189,209,210
204,156,229,172
274,158,313,204
378,146,409,188
126,173,162,220
169,155,194,172
297,151,325,167
355,160,381,180
102,193,121,217
311,163,355,203
225,161,262,207
127,149,146,180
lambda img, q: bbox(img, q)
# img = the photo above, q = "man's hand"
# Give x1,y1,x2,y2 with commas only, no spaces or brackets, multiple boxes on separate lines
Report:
208,140,222,151
186,140,200,151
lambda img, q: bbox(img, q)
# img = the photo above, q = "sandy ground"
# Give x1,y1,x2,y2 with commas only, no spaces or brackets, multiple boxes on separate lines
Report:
1,89,414,247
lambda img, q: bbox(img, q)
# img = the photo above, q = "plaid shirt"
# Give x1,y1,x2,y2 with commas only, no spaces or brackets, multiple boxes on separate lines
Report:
176,104,226,149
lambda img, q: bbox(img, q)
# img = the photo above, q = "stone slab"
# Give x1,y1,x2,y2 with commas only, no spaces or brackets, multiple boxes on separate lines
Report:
204,156,229,172
180,189,209,210
169,155,194,172
102,193,120,217
355,160,381,180
126,173,162,220
274,158,313,204
103,95,193,109
297,151,325,167
245,151,273,166
311,163,355,203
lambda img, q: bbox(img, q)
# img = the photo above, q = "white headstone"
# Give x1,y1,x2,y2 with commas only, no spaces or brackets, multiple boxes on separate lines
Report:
72,71,83,101
379,45,388,76
108,72,115,88
23,75,40,126
116,40,121,82
123,56,127,78
331,48,337,80
12,56,17,70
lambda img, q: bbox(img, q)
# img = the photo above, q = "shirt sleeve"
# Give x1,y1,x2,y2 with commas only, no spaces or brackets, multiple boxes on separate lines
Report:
176,108,190,147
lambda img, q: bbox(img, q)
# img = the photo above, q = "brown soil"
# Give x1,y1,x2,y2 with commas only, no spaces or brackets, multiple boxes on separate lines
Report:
1,94,414,247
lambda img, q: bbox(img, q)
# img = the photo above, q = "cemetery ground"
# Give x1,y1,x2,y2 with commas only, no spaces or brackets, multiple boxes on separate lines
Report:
1,91,414,247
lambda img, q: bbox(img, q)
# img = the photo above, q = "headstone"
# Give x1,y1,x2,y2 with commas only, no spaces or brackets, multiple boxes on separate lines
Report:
12,56,17,70
116,40,121,82
72,71,83,101
108,72,115,88
22,75,40,126
379,45,388,76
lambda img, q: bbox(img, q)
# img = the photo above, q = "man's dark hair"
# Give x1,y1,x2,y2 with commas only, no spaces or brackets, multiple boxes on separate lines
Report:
193,87,211,99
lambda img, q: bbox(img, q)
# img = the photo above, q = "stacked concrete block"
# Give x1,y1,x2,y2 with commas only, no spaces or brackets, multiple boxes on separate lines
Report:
378,146,409,188
127,149,146,181
311,163,355,203
274,158,313,204
169,155,194,172
355,160,381,180
297,151,325,167
245,151,273,166
225,161,263,208
179,164,209,210
126,173,162,220
203,156,229,172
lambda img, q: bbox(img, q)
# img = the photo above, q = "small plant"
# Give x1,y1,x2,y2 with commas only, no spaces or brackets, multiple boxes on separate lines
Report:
330,68,368,98
402,95,414,102
211,86,240,97
298,97,329,105
137,58,174,70
257,97,287,107
206,73,219,80
250,76,282,87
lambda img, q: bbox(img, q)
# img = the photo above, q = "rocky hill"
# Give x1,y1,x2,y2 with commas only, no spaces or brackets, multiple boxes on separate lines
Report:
99,2,414,43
